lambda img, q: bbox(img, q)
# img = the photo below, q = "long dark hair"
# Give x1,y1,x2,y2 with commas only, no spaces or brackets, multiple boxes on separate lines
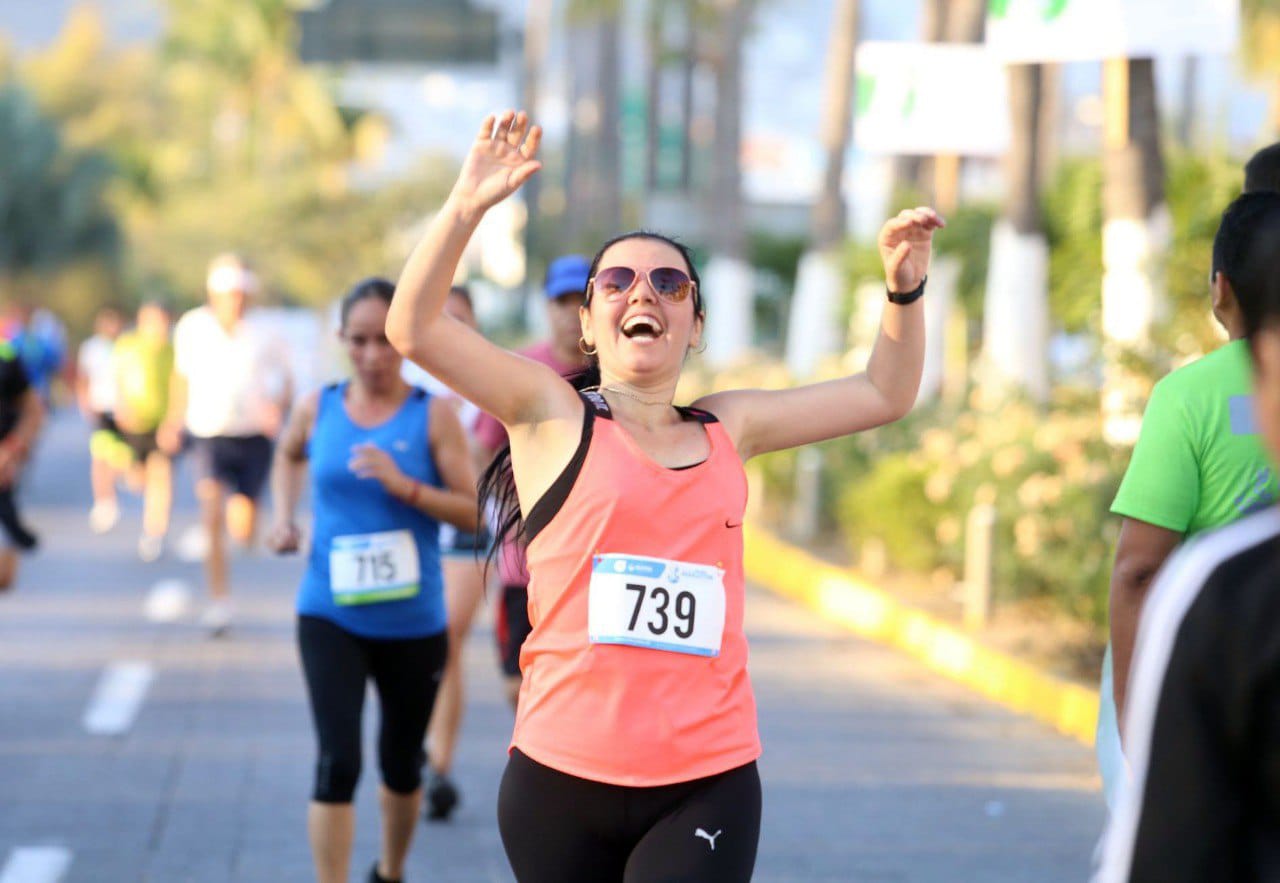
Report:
339,276,396,328
477,232,703,571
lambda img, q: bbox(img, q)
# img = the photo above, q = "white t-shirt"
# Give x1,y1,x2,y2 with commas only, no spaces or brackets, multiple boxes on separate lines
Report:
78,335,117,414
173,306,291,438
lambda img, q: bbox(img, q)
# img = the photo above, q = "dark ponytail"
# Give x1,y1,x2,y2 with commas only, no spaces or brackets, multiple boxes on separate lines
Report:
477,230,700,573
476,362,601,575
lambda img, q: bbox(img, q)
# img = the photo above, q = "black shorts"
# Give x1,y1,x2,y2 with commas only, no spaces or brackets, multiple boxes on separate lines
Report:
191,434,272,499
440,524,494,558
119,430,161,463
496,584,532,678
498,748,761,882
93,412,119,435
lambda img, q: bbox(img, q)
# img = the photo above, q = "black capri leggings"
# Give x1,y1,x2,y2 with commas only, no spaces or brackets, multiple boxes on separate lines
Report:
498,748,762,883
297,615,448,803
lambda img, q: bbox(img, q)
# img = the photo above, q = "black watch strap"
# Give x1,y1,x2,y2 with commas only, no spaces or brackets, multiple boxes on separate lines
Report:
887,275,927,305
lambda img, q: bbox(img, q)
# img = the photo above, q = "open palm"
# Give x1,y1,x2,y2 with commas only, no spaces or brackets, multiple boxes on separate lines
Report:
452,110,543,219
878,207,945,293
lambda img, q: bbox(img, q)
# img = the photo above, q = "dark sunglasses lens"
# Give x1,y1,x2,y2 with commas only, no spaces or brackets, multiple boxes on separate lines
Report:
650,267,692,301
594,266,636,295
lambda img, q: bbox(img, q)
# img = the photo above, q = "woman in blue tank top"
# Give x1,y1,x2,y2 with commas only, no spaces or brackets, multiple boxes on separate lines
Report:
267,278,477,883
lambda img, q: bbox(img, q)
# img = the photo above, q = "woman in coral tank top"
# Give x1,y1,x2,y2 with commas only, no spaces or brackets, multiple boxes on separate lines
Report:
386,110,943,883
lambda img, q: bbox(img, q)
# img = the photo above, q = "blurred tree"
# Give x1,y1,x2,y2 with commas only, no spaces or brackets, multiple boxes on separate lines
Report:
784,0,859,377
983,63,1052,402
564,0,624,248
521,0,554,266
0,84,120,302
161,0,347,177
1242,0,1280,136
1100,58,1168,443
22,7,166,203
701,0,756,365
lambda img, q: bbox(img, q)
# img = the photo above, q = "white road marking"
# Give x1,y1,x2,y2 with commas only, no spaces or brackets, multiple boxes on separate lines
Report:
82,662,154,735
0,847,72,883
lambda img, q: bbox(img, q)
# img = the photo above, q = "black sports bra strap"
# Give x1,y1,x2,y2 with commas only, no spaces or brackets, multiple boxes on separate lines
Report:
524,393,598,542
581,389,613,419
675,405,719,424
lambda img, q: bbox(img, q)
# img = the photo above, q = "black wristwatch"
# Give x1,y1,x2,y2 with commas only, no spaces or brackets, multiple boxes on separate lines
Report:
887,275,926,305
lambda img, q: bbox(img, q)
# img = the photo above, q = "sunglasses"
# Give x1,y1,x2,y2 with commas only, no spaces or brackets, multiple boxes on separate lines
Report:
587,266,697,304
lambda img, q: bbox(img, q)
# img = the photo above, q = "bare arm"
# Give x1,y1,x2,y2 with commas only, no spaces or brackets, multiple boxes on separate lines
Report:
1109,517,1182,732
420,397,479,530
696,208,942,460
266,390,318,554
347,399,477,530
386,111,579,433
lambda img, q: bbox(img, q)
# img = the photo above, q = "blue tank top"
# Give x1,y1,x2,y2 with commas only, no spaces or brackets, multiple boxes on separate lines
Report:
297,383,446,639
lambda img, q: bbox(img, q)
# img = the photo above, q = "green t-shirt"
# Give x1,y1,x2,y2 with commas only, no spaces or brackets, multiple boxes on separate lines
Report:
112,331,173,432
1112,339,1279,536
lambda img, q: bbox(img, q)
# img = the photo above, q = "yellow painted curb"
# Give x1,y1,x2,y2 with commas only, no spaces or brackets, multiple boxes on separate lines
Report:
744,524,1099,747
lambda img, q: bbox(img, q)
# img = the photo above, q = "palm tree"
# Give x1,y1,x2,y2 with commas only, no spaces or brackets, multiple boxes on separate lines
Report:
1100,58,1167,443
982,64,1051,402
521,0,554,264
701,0,755,366
785,0,859,377
564,0,624,248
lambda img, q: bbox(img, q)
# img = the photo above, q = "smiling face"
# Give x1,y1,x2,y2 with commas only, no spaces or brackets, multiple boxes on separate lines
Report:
340,295,401,391
580,237,703,384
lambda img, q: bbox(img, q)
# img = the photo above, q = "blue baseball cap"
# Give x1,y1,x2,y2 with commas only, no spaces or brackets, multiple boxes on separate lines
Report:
544,254,591,300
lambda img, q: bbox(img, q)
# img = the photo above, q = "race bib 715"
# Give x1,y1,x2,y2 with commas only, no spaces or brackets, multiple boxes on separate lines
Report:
329,530,420,606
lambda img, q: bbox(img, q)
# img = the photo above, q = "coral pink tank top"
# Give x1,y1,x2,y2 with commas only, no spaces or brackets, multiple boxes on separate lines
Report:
510,391,760,786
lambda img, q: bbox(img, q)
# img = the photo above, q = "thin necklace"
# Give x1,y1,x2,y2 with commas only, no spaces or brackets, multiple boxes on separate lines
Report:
588,385,672,407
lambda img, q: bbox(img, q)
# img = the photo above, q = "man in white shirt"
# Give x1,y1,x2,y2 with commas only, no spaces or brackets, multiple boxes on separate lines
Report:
160,254,292,634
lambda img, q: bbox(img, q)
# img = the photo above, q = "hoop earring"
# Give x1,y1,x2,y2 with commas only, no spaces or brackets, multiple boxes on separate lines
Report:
694,340,707,354
578,337,597,356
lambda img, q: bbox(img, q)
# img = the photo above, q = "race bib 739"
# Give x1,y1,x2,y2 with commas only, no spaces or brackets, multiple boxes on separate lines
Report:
588,554,725,657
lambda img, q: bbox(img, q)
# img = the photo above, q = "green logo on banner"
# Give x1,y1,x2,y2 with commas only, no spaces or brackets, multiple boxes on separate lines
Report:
856,73,876,117
855,74,916,121
989,0,1070,21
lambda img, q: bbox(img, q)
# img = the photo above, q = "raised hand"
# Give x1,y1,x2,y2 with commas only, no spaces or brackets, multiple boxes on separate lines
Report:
878,207,946,295
449,110,543,222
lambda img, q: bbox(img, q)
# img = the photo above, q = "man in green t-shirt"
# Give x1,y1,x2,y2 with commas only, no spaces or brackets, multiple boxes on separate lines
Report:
1100,191,1280,805
113,301,175,562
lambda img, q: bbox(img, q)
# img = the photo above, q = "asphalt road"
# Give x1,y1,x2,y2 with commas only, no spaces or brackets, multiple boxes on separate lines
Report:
0,411,1105,882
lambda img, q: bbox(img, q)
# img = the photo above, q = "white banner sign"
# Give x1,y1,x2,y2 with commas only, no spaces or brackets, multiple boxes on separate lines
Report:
854,42,1010,158
986,0,1239,63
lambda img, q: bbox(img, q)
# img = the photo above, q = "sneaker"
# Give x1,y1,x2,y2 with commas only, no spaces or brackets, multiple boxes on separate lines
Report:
138,534,164,563
89,501,119,534
199,599,233,636
424,769,459,822
367,861,399,883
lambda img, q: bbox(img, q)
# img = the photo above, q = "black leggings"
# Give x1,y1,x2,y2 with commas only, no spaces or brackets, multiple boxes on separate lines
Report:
498,748,761,883
297,615,447,803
